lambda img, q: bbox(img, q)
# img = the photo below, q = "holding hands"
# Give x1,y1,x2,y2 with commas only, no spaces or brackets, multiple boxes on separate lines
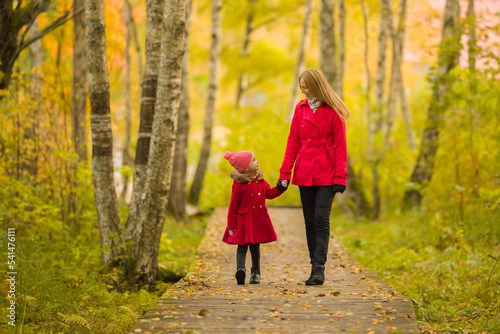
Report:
277,179,289,192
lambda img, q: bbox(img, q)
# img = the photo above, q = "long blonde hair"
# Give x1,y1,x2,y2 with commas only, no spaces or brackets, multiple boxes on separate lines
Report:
299,68,350,122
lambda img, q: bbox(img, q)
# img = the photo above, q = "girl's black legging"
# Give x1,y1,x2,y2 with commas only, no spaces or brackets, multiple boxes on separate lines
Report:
299,185,336,266
236,244,260,270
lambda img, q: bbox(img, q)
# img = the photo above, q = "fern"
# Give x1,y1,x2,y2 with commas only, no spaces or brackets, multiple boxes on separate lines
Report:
58,313,91,329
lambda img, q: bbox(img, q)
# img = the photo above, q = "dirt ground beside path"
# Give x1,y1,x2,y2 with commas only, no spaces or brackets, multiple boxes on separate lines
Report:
128,207,420,334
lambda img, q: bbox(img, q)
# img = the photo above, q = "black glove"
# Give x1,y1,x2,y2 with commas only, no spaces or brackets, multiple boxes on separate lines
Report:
277,179,289,192
333,184,346,194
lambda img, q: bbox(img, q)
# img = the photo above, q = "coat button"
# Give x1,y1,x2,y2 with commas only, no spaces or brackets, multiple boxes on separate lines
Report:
260,205,262,208
253,206,255,209
251,194,254,197
248,182,251,185
258,192,261,196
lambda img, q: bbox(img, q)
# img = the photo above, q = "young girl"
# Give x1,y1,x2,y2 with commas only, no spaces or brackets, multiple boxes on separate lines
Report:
222,151,285,285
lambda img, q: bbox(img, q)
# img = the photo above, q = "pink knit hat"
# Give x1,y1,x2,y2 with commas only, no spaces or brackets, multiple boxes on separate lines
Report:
224,151,254,173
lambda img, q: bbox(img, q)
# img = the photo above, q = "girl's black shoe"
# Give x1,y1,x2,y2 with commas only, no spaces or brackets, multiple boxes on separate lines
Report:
249,269,260,284
236,268,246,285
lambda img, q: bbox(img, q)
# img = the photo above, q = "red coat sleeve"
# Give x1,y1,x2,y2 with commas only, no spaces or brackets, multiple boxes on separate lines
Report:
263,179,284,200
332,113,348,185
227,181,241,230
279,105,301,180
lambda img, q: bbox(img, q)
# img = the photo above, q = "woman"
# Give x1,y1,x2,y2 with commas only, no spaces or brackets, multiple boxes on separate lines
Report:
277,68,350,285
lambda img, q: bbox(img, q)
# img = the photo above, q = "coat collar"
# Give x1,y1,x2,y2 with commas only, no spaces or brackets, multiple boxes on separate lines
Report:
230,169,264,183
299,99,329,125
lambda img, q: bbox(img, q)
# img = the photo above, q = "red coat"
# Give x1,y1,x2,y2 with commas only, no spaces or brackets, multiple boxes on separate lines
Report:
222,170,283,245
279,99,348,186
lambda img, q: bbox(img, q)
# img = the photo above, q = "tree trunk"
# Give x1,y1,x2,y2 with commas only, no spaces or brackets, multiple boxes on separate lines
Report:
72,0,87,162
168,0,192,221
466,0,479,197
467,0,476,71
367,0,389,161
133,0,186,285
287,0,313,120
25,20,42,179
361,0,380,219
188,0,222,205
402,0,461,209
125,0,164,250
120,0,133,201
395,0,416,150
361,0,372,161
86,0,125,265
335,0,345,97
124,0,144,81
234,0,255,112
319,0,336,85
332,0,353,218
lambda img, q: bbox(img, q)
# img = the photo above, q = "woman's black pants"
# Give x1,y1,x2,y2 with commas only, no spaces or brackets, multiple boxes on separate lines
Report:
299,185,335,266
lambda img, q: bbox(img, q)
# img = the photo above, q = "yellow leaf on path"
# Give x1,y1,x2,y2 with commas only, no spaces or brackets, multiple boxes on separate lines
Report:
301,303,309,306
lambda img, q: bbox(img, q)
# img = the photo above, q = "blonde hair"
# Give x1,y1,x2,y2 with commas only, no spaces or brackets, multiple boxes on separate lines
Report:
299,68,350,122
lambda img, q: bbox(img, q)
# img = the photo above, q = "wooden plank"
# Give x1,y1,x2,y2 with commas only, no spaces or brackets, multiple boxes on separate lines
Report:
128,207,420,333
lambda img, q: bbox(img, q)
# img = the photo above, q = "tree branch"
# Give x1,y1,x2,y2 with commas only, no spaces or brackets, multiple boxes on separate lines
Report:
8,7,82,72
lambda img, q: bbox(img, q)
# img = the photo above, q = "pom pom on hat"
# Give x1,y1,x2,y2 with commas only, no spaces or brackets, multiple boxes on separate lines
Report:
224,151,254,173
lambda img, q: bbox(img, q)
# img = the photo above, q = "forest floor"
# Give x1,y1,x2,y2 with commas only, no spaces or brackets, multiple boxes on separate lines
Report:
128,207,420,334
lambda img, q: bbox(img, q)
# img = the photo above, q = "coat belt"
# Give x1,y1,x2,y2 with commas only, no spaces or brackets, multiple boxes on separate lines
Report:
301,138,334,148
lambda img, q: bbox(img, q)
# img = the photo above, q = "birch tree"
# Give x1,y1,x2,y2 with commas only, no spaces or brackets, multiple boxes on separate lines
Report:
168,0,192,221
403,0,461,209
189,0,222,205
120,0,142,200
234,0,256,111
367,0,390,160
72,0,87,162
319,0,336,85
335,0,345,96
287,0,313,120
396,0,416,150
25,21,43,178
125,0,165,250
133,0,186,285
86,0,125,265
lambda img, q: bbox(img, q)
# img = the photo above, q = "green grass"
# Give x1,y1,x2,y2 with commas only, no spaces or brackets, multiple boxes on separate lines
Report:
332,207,500,333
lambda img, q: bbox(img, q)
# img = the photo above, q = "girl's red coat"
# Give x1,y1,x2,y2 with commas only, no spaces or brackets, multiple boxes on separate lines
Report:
279,99,348,186
222,172,282,245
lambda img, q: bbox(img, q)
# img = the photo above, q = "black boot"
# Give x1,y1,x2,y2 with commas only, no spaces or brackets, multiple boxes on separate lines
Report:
236,246,247,285
249,244,260,284
305,265,325,285
236,268,246,285
249,269,260,284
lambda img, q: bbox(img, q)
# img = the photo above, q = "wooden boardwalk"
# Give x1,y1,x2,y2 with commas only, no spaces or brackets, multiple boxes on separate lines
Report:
128,207,420,334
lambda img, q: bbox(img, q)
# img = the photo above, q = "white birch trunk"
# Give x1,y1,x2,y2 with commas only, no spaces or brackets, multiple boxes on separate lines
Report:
287,0,313,121
86,0,125,265
121,0,133,201
319,0,336,86
133,0,186,284
168,0,192,221
26,20,43,178
125,0,164,251
188,0,222,205
335,0,346,97
72,0,88,162
234,0,255,112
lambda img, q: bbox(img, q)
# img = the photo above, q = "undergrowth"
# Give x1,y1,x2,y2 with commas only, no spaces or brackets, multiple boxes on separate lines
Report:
333,203,500,333
0,171,207,333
